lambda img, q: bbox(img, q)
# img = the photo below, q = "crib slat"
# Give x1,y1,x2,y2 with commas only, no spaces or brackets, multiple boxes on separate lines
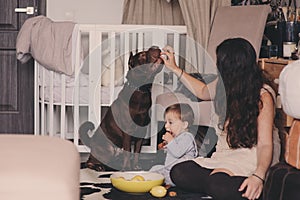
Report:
73,28,82,147
60,74,66,139
88,28,101,125
109,31,116,105
124,31,130,82
40,67,45,136
185,36,198,73
119,32,125,85
73,89,79,146
144,32,151,49
173,32,180,90
138,32,143,52
49,71,54,137
151,29,165,88
132,32,137,53
34,61,39,135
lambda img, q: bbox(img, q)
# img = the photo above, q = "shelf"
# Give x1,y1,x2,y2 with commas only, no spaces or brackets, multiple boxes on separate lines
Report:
258,58,294,127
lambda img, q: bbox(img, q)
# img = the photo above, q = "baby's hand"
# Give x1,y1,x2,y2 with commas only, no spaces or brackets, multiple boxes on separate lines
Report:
162,131,174,144
158,141,167,150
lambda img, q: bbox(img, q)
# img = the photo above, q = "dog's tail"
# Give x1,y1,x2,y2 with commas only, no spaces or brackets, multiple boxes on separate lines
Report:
79,121,95,148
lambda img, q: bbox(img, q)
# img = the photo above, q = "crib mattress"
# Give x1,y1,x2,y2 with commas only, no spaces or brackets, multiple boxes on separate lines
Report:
39,68,124,105
41,85,122,106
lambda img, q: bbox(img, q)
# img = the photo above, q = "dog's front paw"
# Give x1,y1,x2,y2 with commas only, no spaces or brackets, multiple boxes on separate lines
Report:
85,155,106,171
133,164,142,171
121,166,131,172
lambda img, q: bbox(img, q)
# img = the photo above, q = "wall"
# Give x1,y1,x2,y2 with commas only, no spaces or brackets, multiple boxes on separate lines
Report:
47,0,123,24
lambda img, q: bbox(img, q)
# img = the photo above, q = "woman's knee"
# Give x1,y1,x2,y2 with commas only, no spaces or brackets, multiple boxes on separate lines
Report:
170,161,196,185
170,162,184,184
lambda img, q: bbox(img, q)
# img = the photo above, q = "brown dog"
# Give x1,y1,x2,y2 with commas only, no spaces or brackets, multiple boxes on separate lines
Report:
79,46,164,171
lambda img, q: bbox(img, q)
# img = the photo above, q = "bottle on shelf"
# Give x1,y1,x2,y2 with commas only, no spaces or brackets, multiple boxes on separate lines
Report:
276,5,286,58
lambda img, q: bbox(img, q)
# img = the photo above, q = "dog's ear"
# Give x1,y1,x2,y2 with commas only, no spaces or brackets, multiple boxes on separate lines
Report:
128,52,134,69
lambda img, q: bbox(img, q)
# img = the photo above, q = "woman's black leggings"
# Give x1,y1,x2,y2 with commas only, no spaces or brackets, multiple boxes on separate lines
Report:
170,160,250,200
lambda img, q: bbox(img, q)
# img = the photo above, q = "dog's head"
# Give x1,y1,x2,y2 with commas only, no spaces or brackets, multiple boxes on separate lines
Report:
126,46,164,85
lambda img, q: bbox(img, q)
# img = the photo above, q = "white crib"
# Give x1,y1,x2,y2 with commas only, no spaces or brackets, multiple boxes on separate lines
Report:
34,24,188,153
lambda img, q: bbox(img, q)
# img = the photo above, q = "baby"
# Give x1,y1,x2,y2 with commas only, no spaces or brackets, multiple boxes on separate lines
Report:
150,103,198,186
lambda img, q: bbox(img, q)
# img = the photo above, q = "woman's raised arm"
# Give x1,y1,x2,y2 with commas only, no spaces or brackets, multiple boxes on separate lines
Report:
160,46,216,101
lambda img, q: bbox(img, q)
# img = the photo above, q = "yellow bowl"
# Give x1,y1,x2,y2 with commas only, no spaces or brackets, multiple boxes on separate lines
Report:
110,171,164,193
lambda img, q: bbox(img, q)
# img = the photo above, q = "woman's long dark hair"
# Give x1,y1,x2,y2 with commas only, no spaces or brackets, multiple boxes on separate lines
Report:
214,38,266,149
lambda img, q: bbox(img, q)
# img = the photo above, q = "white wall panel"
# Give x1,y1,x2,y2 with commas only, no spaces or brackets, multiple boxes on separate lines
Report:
47,0,123,24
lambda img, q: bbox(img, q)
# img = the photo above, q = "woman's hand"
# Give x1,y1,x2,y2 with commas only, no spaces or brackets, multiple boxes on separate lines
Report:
160,46,181,73
160,45,215,101
238,175,264,200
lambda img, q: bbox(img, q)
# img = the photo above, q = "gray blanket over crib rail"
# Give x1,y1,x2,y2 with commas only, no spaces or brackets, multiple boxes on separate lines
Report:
16,15,76,75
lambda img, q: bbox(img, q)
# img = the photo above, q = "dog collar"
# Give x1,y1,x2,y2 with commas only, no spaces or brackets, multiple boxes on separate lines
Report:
125,82,152,93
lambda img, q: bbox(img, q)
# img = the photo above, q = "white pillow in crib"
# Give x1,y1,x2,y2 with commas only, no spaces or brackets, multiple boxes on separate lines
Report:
80,43,124,87
101,56,124,87
279,60,300,119
80,35,124,87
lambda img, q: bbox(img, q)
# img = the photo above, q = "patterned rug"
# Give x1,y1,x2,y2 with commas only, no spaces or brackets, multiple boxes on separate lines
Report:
80,167,213,200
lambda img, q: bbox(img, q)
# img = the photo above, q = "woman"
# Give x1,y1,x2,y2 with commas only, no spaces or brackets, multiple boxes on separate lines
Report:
160,38,280,200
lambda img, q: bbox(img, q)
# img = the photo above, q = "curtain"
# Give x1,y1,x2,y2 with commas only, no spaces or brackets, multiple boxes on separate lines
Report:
122,0,184,25
178,0,230,51
178,0,231,72
121,0,231,72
